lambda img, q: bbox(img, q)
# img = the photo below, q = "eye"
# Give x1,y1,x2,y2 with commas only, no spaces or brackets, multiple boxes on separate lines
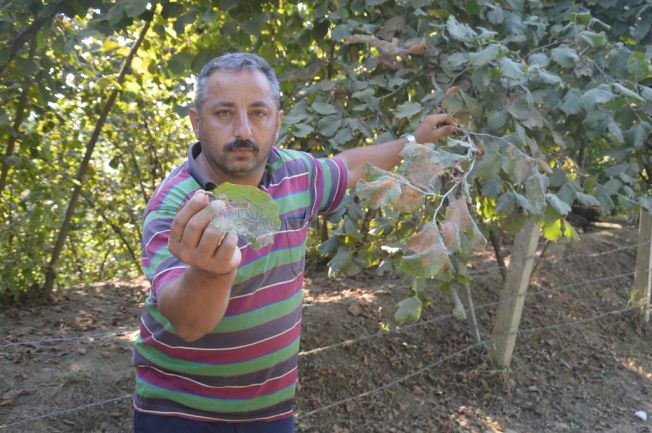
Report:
215,110,232,119
251,110,267,119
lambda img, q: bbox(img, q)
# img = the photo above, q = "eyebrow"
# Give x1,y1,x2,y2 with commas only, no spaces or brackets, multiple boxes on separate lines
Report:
210,100,272,110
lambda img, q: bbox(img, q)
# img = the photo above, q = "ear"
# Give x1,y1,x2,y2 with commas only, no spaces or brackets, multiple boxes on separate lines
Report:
274,109,284,141
189,107,200,139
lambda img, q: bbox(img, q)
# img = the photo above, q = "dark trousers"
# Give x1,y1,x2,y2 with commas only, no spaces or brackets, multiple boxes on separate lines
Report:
133,411,295,433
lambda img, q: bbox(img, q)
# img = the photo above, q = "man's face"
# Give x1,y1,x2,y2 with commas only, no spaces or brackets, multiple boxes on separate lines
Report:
189,69,283,184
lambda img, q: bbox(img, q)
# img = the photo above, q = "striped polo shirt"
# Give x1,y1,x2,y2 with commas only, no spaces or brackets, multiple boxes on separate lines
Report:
133,142,347,422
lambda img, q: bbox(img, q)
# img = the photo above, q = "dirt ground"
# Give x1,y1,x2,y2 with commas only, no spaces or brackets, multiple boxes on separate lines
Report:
1,223,652,433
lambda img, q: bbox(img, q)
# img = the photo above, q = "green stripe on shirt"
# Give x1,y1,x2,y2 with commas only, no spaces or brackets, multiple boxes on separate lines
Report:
134,337,301,377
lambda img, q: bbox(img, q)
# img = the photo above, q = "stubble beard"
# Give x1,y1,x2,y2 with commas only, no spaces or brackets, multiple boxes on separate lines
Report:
203,138,271,180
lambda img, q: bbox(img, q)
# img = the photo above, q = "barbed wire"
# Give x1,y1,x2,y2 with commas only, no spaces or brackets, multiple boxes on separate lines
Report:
299,342,484,418
468,239,650,277
0,292,643,428
300,268,642,358
1,264,646,358
0,394,131,430
0,326,134,350
298,304,638,419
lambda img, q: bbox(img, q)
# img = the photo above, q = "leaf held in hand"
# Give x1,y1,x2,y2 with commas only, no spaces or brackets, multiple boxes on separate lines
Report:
208,183,281,250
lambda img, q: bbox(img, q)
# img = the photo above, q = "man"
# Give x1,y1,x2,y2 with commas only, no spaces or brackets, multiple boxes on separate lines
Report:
133,52,455,433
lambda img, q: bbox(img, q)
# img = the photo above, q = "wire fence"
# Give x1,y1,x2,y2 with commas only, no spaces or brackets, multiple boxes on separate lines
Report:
0,239,649,430
2,239,646,351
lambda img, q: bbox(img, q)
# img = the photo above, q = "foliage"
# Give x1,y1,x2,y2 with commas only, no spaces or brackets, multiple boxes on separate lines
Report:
0,0,650,305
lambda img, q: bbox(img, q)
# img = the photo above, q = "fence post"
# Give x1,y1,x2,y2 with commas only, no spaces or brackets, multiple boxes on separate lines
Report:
489,218,540,368
633,209,652,323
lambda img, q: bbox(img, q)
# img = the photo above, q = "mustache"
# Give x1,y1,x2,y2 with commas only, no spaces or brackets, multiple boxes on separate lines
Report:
225,139,260,152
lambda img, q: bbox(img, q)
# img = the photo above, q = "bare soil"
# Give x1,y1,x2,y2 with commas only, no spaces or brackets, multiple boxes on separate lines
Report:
1,224,652,433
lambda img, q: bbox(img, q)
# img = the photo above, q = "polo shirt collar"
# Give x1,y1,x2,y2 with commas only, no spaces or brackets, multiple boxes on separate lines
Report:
186,142,281,190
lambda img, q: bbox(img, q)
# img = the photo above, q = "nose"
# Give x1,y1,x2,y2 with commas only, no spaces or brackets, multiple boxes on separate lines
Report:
234,110,253,140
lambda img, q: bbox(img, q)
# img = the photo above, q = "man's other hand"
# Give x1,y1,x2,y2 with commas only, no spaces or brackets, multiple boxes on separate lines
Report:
413,113,457,144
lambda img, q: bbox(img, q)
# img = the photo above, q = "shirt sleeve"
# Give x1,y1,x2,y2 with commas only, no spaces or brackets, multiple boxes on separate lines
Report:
141,208,188,298
308,155,348,221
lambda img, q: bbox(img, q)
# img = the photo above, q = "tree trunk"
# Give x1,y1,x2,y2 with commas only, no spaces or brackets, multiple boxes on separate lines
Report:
0,33,37,196
42,18,152,295
488,228,507,281
80,190,140,271
0,14,50,78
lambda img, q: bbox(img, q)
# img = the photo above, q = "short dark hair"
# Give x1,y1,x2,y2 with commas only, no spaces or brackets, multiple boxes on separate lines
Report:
194,53,280,110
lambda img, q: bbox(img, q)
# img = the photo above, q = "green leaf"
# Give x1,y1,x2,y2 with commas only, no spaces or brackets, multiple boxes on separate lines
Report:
395,296,422,325
579,31,607,48
469,44,501,67
292,123,313,138
122,0,148,17
641,86,652,102
446,15,477,43
530,66,562,85
499,57,526,80
528,53,549,67
448,288,466,320
626,52,651,82
311,101,338,115
472,150,501,182
626,122,651,149
328,247,364,276
581,84,615,109
496,192,516,215
607,119,624,143
317,236,340,256
209,183,281,250
508,156,532,185
525,174,546,215
395,101,422,119
317,116,341,137
545,193,571,216
107,4,125,24
612,82,645,101
559,89,583,115
331,24,352,41
487,109,509,131
575,192,601,208
551,45,579,68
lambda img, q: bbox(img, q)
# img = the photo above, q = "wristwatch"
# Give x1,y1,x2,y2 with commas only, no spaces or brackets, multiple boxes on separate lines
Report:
401,133,416,145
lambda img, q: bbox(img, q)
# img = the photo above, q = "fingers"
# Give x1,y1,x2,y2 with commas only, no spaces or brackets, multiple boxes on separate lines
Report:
170,190,208,244
433,124,457,142
427,113,455,127
413,112,457,144
169,189,241,274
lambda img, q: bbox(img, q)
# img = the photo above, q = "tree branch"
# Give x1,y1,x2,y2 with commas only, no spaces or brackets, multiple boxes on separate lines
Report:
43,17,153,295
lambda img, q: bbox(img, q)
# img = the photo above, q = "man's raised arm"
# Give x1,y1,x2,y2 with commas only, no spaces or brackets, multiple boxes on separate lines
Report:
337,113,456,188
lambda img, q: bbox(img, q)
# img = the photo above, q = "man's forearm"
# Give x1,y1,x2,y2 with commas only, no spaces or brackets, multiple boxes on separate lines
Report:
157,267,235,342
337,137,408,188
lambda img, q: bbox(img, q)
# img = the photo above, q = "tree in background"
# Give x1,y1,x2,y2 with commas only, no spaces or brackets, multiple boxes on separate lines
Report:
0,0,650,304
